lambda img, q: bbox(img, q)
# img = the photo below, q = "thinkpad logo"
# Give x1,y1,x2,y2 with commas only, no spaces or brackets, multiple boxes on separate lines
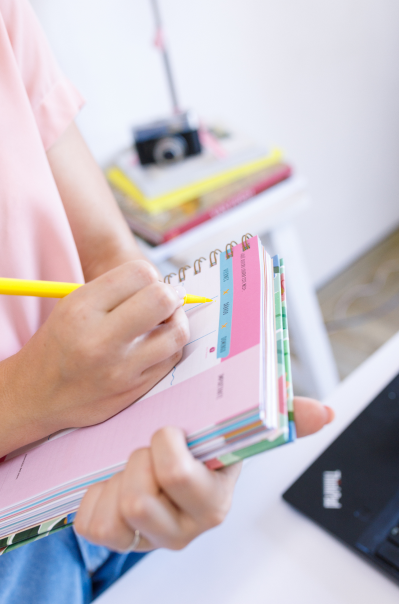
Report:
323,470,342,509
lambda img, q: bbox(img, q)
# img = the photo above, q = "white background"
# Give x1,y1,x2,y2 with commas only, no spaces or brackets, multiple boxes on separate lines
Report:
31,0,399,287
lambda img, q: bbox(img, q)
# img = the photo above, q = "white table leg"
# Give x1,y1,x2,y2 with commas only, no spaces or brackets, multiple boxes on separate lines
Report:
268,223,340,400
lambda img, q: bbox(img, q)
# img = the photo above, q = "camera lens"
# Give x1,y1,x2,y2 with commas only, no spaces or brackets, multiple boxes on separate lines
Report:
153,135,188,165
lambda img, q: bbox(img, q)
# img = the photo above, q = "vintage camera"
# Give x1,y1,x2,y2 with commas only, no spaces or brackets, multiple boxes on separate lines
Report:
133,111,202,166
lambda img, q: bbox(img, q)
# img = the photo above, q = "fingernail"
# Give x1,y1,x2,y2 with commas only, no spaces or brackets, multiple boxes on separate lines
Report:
174,284,187,299
322,405,335,425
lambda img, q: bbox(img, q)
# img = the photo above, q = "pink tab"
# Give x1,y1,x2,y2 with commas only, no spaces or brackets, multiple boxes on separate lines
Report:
224,237,261,360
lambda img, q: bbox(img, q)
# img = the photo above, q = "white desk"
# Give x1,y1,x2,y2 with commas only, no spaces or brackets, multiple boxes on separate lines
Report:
98,332,399,604
138,176,339,400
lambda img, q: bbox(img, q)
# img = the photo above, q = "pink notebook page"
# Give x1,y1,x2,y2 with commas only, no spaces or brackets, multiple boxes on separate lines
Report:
0,346,260,512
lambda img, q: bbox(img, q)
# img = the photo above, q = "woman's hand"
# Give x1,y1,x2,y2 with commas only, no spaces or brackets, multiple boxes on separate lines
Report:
75,427,240,552
75,397,334,552
0,260,189,457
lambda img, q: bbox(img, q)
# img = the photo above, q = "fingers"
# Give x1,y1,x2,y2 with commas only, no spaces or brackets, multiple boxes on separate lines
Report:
294,396,334,437
128,308,189,372
118,448,185,549
75,474,139,551
75,448,191,552
138,350,183,388
75,464,157,552
107,281,186,343
74,480,106,537
151,427,238,528
72,260,159,312
216,461,243,484
74,432,241,553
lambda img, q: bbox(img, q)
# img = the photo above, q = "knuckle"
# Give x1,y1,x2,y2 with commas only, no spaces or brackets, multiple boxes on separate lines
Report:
152,426,183,452
120,493,148,524
104,363,125,388
155,284,176,315
59,298,87,331
89,520,111,544
172,316,190,349
170,536,191,551
131,260,158,286
205,506,228,529
172,349,183,364
159,459,192,491
73,515,85,536
75,339,105,366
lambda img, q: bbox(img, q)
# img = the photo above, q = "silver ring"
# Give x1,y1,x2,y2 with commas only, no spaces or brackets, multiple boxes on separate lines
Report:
126,529,141,552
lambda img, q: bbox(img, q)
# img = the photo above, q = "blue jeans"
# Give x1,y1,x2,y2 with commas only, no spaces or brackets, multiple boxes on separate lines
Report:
0,527,146,603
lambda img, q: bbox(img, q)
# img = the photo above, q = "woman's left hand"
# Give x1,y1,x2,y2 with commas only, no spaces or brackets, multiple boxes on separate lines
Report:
74,397,334,552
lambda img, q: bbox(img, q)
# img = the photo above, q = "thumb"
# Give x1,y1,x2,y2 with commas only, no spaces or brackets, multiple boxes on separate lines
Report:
294,396,334,438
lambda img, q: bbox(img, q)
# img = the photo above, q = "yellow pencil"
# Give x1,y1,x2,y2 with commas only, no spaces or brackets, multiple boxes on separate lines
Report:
0,278,212,306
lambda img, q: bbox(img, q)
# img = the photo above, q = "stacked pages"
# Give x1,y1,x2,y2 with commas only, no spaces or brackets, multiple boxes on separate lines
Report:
0,236,294,554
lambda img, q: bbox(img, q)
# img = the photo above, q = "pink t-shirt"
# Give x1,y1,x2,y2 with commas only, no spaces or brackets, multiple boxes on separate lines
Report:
0,0,85,360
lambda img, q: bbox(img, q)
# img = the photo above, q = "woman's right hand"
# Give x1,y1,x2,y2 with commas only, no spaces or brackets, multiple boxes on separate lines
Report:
0,260,189,457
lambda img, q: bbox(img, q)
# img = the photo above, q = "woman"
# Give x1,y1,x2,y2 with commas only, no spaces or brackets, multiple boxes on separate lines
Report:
0,1,334,601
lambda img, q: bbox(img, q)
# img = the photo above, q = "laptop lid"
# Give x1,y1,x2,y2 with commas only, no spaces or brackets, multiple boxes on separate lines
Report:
283,372,399,582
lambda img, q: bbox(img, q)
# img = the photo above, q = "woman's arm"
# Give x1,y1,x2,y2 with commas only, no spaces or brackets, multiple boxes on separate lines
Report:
0,122,183,458
46,121,150,281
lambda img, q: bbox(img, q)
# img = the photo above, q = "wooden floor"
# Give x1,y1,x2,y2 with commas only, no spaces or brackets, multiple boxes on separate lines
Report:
317,227,399,380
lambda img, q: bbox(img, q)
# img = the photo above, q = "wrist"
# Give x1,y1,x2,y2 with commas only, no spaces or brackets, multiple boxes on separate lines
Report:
0,352,54,458
0,356,29,457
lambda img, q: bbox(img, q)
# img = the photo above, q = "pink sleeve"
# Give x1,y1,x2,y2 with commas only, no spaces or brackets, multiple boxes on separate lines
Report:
1,0,84,150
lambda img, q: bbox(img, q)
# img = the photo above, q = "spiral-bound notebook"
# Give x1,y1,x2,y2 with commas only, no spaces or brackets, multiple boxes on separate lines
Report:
0,235,294,554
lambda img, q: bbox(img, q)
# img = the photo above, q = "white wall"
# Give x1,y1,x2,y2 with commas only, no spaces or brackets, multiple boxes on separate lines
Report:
31,0,399,287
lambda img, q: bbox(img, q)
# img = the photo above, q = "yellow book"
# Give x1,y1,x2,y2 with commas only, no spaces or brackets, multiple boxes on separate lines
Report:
107,147,283,215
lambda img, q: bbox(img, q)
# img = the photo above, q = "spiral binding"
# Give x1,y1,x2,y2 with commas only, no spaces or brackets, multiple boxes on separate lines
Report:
178,265,191,282
209,249,222,267
163,233,254,283
163,273,176,284
194,257,206,274
225,241,237,259
242,233,252,251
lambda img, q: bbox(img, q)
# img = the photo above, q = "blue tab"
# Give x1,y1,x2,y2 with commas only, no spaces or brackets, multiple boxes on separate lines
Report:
217,253,234,358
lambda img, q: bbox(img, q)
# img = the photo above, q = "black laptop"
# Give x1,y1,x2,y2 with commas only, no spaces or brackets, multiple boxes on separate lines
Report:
283,372,399,583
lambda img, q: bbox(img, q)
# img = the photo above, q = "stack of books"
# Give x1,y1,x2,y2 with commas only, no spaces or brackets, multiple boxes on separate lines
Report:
0,235,294,554
106,131,292,245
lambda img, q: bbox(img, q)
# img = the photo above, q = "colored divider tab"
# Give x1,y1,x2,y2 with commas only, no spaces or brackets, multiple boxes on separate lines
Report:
217,253,234,358
223,237,261,360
